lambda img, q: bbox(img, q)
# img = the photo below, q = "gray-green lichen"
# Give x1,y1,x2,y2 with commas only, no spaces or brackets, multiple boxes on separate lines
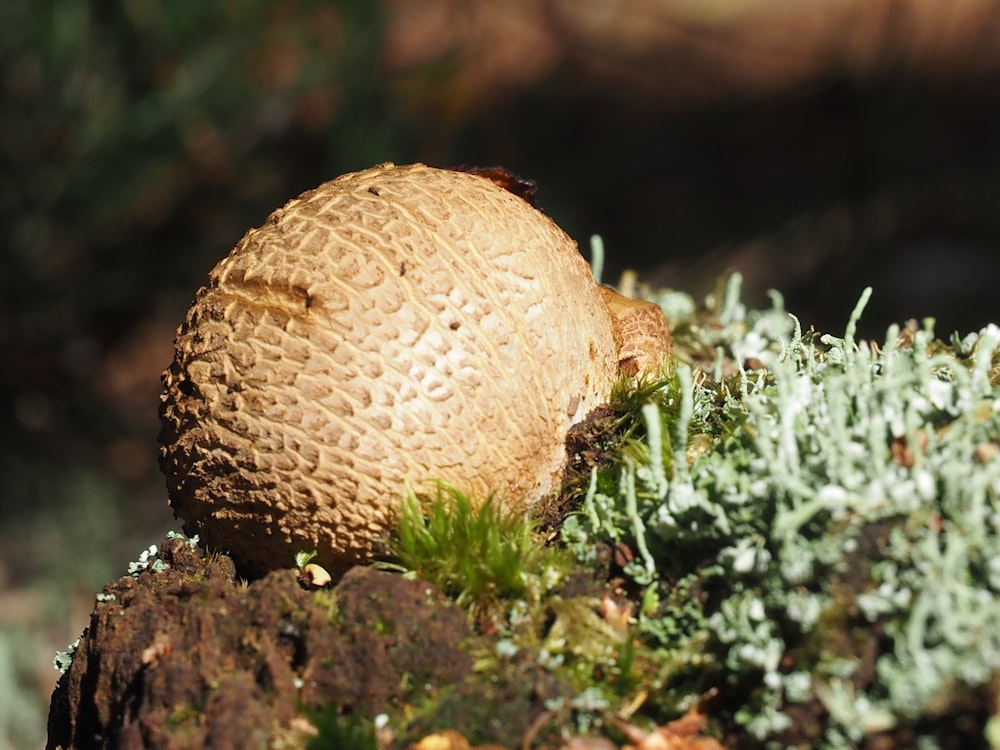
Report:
53,531,201,674
564,274,1000,747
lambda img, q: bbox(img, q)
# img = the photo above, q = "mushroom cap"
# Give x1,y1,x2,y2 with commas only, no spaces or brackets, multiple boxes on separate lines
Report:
599,286,672,378
159,163,619,576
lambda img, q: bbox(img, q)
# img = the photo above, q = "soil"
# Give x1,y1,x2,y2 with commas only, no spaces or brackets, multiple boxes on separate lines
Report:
45,535,577,750
44,526,994,749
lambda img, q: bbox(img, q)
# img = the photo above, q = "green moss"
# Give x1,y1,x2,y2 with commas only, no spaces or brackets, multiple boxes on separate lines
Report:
167,703,201,728
306,709,377,750
389,484,569,612
385,482,678,740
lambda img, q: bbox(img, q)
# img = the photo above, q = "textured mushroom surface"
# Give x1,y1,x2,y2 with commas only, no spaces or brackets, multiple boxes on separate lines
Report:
159,163,631,576
599,286,672,378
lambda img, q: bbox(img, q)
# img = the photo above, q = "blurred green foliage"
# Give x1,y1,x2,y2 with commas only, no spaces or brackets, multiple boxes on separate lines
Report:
0,0,418,521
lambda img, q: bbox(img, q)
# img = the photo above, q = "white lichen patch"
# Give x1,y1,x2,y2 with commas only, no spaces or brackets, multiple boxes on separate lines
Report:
54,531,201,674
566,274,1000,745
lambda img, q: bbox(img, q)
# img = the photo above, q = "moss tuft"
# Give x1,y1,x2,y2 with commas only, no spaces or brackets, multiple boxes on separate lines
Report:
390,484,555,612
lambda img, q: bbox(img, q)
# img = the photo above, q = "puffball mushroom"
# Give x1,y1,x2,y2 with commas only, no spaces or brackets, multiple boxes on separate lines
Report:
159,162,670,577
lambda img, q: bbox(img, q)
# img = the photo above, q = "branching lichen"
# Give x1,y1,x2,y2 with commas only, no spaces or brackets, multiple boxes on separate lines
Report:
566,273,1000,745
54,531,202,674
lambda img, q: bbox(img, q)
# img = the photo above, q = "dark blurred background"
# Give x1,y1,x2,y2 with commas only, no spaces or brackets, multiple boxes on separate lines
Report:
3,1,1000,745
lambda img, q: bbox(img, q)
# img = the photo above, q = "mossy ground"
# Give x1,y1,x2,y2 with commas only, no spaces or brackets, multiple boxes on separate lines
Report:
47,276,1000,749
